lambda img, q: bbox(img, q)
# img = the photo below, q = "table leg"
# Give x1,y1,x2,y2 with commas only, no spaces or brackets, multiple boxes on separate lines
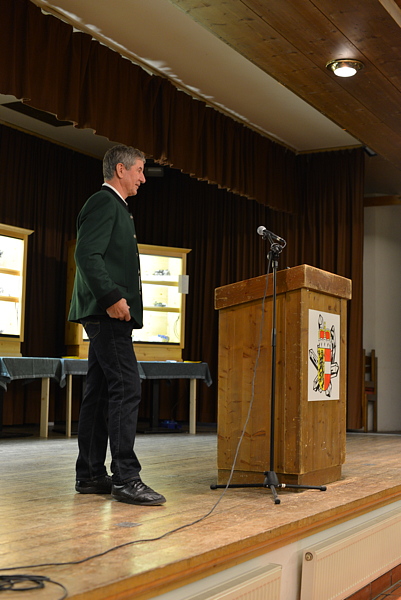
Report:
150,381,160,429
40,377,50,438
189,379,197,434
66,374,72,438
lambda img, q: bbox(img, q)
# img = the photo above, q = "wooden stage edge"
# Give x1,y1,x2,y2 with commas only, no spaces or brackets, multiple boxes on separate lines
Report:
104,486,401,600
1,431,401,600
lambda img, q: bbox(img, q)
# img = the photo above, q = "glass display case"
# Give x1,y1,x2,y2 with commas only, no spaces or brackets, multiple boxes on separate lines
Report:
65,242,191,360
0,223,34,356
134,244,191,361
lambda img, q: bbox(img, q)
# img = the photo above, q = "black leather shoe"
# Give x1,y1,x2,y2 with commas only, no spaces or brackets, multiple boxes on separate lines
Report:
112,479,166,505
75,474,112,494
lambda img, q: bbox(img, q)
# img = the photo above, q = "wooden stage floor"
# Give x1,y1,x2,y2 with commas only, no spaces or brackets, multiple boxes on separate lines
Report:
1,431,401,599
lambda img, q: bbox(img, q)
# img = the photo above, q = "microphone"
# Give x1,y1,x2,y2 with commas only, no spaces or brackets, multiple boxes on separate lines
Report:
257,226,286,245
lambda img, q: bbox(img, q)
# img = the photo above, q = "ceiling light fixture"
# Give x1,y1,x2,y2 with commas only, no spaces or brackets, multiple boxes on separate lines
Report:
326,59,364,78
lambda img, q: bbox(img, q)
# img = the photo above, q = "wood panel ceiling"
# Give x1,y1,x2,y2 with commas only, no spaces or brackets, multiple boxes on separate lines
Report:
169,0,401,171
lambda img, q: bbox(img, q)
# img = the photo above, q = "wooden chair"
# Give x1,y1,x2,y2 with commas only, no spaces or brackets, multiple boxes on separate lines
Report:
362,349,378,432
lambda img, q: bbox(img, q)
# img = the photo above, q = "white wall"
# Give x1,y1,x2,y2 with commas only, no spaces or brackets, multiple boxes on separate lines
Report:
363,205,401,431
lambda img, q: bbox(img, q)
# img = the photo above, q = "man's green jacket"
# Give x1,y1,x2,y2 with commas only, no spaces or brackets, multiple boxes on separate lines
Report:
68,185,143,328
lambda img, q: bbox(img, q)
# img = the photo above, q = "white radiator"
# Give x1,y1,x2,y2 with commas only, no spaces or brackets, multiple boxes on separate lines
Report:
300,507,401,600
184,564,281,600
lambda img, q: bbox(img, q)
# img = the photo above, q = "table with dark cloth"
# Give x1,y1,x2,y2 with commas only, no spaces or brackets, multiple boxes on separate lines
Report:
0,357,63,437
138,361,212,433
0,358,212,437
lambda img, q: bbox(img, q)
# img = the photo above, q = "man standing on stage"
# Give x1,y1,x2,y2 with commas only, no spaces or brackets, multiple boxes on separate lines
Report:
68,144,166,506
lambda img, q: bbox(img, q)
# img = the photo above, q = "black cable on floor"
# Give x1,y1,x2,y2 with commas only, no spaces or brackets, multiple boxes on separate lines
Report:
0,574,67,599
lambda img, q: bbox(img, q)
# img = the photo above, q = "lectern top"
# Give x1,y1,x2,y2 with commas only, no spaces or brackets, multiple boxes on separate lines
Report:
215,264,352,310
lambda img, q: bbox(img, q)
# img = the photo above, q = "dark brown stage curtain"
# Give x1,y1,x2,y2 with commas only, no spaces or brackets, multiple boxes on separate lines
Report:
0,123,294,425
295,149,365,430
0,125,103,360
0,124,363,428
0,0,296,212
130,166,300,424
132,148,365,429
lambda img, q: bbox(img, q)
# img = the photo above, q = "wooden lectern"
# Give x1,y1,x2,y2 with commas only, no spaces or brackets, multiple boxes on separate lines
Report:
215,265,352,487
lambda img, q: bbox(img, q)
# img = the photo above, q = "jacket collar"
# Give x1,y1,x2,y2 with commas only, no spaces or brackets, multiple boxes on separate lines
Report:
101,183,129,211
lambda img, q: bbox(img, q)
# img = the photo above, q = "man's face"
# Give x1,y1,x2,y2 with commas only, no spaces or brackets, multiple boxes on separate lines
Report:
120,159,146,197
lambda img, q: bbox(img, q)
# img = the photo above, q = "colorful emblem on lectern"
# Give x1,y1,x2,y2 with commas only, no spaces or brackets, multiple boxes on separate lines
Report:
309,314,339,398
318,323,332,391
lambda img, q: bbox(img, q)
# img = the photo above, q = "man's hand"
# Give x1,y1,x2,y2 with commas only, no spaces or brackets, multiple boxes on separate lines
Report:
106,298,131,321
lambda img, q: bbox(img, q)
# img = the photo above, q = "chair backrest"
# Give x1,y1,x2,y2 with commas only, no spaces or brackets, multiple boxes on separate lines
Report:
364,349,378,398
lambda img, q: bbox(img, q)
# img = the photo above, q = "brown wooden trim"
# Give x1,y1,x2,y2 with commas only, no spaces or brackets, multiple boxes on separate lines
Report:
364,195,401,207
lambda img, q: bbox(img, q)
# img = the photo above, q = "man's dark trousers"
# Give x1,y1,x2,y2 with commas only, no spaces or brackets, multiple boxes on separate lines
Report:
76,316,142,483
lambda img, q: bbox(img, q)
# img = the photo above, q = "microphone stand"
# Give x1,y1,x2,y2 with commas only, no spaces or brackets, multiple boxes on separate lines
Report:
211,232,327,504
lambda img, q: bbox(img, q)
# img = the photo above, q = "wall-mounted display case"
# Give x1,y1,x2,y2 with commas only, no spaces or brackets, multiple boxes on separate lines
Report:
65,242,191,361
134,244,191,360
0,223,34,356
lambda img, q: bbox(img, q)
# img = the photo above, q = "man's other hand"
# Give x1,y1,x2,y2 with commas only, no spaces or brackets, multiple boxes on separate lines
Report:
106,298,131,321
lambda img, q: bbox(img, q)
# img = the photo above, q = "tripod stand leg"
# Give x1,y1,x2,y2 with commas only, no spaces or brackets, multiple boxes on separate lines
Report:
269,485,280,504
210,475,327,502
279,483,327,491
264,470,280,504
209,481,281,503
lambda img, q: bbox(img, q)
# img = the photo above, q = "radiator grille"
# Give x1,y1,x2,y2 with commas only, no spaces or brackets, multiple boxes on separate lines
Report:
300,507,401,600
185,564,281,600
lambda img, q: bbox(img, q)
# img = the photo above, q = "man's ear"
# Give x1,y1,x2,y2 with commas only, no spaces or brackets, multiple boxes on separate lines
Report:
115,162,125,179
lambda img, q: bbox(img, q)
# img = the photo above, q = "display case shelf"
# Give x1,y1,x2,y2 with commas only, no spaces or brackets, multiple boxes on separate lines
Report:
0,296,20,303
144,306,180,312
0,223,34,356
0,268,21,276
65,242,191,361
142,277,178,285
